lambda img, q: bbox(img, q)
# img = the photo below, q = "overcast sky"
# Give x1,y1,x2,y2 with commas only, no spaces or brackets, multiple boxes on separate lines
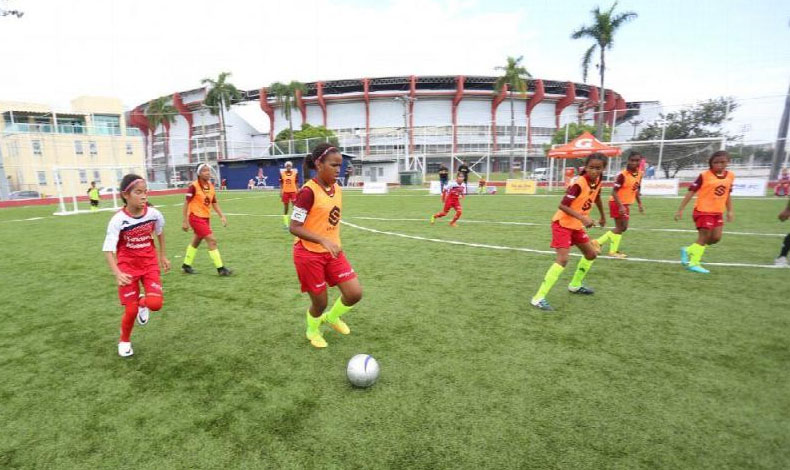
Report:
1,0,788,141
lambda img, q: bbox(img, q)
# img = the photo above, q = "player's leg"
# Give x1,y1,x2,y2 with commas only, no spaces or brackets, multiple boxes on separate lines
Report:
118,278,141,357
686,227,711,273
532,223,573,310
609,216,629,257
325,275,362,335
597,200,619,248
449,203,462,226
204,233,232,276
569,238,598,294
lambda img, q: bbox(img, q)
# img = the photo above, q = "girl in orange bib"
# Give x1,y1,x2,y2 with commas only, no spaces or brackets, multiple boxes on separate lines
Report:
674,151,735,274
279,161,300,228
596,151,644,258
290,143,363,348
531,153,607,311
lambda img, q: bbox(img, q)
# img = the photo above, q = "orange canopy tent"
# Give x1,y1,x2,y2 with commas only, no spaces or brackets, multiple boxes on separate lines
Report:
547,131,621,158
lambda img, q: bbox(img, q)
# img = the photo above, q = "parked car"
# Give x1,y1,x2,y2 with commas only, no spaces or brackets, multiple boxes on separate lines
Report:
531,168,549,181
8,190,41,200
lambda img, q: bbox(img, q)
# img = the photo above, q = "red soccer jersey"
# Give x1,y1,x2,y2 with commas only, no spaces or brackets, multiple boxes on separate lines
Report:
443,181,466,203
103,206,164,270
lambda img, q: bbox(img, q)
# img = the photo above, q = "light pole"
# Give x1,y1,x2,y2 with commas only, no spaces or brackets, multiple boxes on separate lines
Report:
394,96,416,172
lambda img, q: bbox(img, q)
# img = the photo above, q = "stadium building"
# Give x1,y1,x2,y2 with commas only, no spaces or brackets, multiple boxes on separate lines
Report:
129,75,652,188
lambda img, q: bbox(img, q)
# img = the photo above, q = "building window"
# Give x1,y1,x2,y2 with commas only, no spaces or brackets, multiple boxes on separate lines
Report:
37,171,47,185
89,141,98,156
93,170,101,183
378,167,384,177
115,169,123,182
126,143,133,155
79,170,87,184
32,140,42,156
93,114,121,136
74,140,84,155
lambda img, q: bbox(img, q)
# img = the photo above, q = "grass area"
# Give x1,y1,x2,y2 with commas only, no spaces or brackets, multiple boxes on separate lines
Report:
1,190,789,469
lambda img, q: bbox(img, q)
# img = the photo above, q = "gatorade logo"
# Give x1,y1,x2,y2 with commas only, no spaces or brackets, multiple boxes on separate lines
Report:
714,185,726,196
574,138,593,149
328,206,341,226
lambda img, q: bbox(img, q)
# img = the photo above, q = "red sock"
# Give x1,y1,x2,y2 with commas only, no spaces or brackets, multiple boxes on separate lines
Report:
450,211,462,224
120,301,138,342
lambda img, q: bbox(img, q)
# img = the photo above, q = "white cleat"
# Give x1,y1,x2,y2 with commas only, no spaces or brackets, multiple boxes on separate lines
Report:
118,341,134,357
136,294,149,325
775,256,788,267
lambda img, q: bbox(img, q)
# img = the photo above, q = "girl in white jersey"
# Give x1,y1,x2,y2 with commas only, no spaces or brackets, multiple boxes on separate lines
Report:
103,174,170,357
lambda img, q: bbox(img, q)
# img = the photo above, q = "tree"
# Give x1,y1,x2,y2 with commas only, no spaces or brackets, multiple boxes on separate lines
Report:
146,96,177,184
202,72,242,161
571,2,637,140
494,56,531,178
637,97,737,177
275,123,339,155
270,80,307,153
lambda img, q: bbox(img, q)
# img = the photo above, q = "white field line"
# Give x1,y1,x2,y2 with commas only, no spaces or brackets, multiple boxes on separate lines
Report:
349,216,788,238
341,220,785,270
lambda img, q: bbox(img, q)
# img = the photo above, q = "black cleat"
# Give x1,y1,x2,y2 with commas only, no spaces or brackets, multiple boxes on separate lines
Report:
182,264,196,274
217,266,233,276
568,285,595,295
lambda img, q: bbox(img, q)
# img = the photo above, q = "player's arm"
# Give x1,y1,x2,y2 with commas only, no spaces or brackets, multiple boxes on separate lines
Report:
779,198,790,221
558,184,593,228
611,174,625,211
182,187,194,231
102,220,131,285
636,190,644,213
154,212,170,272
595,192,606,227
674,176,700,221
288,188,340,257
211,199,227,227
726,192,734,222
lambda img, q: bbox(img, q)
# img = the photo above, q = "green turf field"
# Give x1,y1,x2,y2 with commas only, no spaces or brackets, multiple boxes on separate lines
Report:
1,190,789,469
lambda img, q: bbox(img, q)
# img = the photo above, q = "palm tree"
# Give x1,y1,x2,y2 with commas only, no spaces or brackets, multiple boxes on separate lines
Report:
270,80,306,153
495,56,531,177
146,96,177,185
571,2,637,139
202,72,242,160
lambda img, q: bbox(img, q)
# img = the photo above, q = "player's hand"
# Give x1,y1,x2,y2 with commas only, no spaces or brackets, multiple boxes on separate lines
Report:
638,203,645,214
779,209,790,221
221,215,228,227
321,239,341,258
598,217,606,227
160,255,171,273
581,216,594,228
726,211,734,223
182,220,189,232
674,210,683,221
115,271,132,286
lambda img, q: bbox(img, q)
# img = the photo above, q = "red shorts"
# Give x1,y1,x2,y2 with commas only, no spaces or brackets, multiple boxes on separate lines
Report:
117,267,162,306
693,210,723,230
281,191,297,204
293,242,357,294
609,200,631,220
442,200,462,213
550,220,590,249
189,213,212,238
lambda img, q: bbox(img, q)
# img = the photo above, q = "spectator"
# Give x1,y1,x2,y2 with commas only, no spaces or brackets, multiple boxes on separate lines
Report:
344,165,354,187
438,163,449,192
458,160,470,190
645,162,656,179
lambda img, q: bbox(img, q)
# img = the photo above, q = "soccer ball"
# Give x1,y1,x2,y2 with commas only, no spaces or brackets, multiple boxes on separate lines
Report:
346,354,380,388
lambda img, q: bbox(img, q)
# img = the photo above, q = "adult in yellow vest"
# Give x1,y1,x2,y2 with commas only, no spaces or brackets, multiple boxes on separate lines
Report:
181,163,232,276
289,143,362,348
279,161,299,227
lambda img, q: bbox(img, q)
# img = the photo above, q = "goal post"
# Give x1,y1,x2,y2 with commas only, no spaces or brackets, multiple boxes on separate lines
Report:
52,165,145,216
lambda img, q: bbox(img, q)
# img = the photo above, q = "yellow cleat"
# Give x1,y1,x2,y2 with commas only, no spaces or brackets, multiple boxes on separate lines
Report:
430,215,435,224
306,331,328,348
608,251,627,259
326,318,351,335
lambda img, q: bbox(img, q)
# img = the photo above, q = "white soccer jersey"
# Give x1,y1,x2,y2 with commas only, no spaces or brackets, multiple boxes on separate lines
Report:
103,206,164,266
443,181,466,200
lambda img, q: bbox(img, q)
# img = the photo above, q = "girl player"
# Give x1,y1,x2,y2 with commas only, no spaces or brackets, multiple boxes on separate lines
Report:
531,153,607,311
290,143,363,348
431,173,466,227
596,151,644,258
280,161,299,228
103,174,169,357
675,151,735,274
181,163,232,276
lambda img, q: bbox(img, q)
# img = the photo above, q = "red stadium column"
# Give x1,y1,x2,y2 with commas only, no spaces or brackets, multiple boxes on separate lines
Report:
526,79,545,151
317,82,327,127
604,90,617,127
491,84,508,152
452,75,465,154
554,82,576,129
409,75,416,155
295,88,307,127
172,92,194,163
129,106,153,179
363,78,370,155
582,86,599,124
259,87,275,142
615,94,627,123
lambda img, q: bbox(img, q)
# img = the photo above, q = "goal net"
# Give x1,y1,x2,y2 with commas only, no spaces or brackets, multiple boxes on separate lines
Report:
52,165,146,216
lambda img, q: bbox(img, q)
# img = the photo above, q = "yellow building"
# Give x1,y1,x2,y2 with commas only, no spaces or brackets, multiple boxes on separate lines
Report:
0,96,146,199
